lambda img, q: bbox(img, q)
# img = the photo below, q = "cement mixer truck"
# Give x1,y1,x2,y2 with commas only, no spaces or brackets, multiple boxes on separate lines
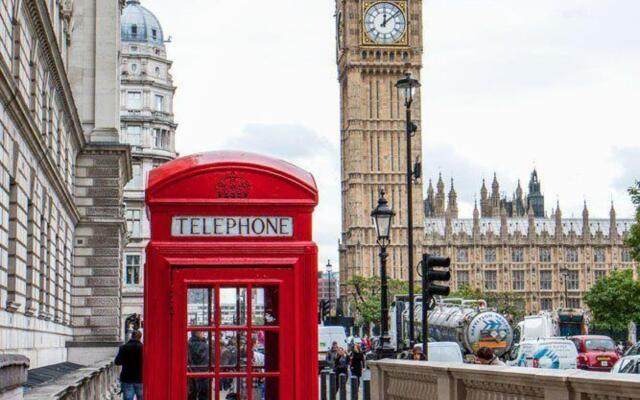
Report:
427,299,514,357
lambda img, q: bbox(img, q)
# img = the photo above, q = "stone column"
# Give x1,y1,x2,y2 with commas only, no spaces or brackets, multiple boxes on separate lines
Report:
69,0,123,143
67,145,131,365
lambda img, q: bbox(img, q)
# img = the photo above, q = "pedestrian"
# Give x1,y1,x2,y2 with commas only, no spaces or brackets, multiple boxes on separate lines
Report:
475,347,505,366
334,347,350,394
325,341,339,369
187,331,210,400
411,344,426,361
114,330,143,400
350,343,366,379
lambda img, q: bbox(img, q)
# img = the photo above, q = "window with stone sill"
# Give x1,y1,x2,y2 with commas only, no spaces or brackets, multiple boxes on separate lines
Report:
457,271,469,288
154,94,164,112
484,270,497,291
512,270,525,291
126,163,142,190
126,126,142,146
457,248,468,262
566,248,578,263
539,248,551,262
127,91,142,110
622,249,632,263
594,248,606,263
512,248,524,262
540,298,553,311
125,254,141,286
125,209,142,238
484,248,496,263
566,270,580,290
567,297,581,309
152,128,171,150
540,270,552,290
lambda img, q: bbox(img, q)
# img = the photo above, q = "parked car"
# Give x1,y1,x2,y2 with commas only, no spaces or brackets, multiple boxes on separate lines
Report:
569,335,619,372
506,338,578,369
611,355,640,374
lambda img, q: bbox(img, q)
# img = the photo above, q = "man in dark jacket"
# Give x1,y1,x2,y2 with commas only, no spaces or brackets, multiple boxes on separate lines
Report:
187,331,210,400
115,330,143,399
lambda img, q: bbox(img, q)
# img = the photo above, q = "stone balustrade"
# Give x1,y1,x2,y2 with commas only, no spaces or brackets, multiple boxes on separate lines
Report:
0,355,29,400
24,359,119,400
369,359,640,400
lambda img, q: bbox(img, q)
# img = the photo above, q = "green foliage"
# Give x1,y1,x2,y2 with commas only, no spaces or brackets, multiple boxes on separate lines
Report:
347,276,419,327
449,285,484,300
625,181,640,262
450,285,526,323
584,269,640,332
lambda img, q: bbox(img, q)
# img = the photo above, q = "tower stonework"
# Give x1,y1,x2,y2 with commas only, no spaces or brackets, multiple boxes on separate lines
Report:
336,0,425,297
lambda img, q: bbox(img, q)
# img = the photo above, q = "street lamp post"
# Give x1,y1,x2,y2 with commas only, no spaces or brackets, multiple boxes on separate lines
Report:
326,260,333,316
371,189,396,359
395,72,421,347
560,267,569,308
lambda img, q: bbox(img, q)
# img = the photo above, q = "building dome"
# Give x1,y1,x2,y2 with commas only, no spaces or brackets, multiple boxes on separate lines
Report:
121,0,164,46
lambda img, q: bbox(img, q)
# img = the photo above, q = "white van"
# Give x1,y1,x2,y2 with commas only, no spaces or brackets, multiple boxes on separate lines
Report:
318,325,348,369
413,342,464,363
506,338,578,369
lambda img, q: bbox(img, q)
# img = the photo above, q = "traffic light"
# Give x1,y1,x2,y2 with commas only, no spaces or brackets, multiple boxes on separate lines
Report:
319,299,330,321
422,253,451,300
420,254,451,359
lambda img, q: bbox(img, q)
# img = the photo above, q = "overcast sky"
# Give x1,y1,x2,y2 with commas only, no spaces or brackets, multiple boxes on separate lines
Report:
143,0,640,270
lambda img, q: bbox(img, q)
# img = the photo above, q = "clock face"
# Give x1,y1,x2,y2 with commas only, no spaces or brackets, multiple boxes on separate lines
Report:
364,2,407,45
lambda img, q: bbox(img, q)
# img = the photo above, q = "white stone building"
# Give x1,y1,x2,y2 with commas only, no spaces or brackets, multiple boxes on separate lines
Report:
119,0,177,334
0,0,131,369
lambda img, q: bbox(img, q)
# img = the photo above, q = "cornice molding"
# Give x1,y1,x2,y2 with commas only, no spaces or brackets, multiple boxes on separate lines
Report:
0,53,81,224
27,0,85,149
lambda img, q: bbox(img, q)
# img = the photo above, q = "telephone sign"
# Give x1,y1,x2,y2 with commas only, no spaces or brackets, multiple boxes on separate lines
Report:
144,151,319,400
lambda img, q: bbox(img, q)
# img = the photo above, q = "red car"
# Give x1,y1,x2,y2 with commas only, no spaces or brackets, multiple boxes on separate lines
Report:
570,335,619,371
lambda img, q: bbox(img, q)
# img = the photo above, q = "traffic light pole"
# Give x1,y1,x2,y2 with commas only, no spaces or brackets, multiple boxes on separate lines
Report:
406,101,415,348
421,261,428,360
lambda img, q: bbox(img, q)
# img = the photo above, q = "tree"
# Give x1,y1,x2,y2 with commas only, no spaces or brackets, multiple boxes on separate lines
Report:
346,276,417,329
583,269,640,332
449,285,526,323
449,284,483,300
625,181,640,262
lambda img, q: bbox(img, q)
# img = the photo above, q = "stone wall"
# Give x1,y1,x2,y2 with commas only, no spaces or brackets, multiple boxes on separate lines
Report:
370,359,640,400
24,359,118,400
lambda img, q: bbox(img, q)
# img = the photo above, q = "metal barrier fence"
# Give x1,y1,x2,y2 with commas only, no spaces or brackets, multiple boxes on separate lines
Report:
319,369,371,400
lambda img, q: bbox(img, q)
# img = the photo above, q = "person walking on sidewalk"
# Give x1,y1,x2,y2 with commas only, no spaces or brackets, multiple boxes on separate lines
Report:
115,330,144,400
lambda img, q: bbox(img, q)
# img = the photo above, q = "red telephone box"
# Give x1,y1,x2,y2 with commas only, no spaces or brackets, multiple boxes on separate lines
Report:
144,151,319,400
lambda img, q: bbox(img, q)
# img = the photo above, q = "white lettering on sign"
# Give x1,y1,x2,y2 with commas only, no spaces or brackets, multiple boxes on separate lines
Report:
171,216,293,237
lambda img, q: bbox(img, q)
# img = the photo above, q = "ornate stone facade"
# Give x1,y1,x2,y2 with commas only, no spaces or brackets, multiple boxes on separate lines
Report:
119,0,177,337
0,0,131,368
337,0,425,296
424,174,636,314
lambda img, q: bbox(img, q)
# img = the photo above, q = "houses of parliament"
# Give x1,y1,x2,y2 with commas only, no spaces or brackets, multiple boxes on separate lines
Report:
423,170,636,313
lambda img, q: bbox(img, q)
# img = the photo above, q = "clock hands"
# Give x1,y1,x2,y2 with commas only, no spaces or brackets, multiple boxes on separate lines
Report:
381,10,401,28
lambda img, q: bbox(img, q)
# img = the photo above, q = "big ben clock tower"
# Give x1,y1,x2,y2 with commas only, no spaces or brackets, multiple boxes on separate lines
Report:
336,1,425,296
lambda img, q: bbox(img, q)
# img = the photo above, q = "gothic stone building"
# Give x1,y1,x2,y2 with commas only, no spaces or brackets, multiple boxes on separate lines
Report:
424,173,636,314
120,0,177,335
0,0,131,368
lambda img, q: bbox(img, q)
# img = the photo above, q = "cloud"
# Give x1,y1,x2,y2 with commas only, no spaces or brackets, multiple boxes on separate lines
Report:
225,124,335,161
612,147,640,191
224,123,341,267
